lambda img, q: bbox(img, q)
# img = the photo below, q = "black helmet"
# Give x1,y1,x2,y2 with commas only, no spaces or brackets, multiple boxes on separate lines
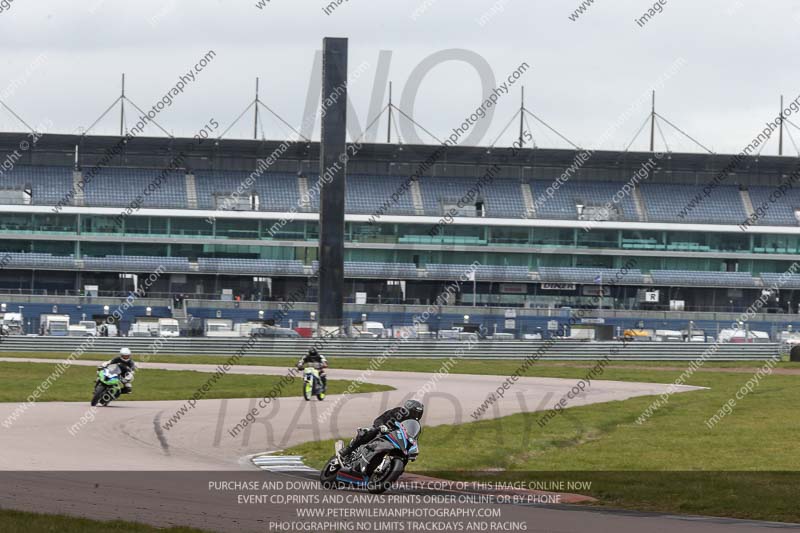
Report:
308,348,318,357
403,400,424,420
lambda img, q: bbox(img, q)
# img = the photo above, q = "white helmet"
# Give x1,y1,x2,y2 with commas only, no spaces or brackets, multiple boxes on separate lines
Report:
119,347,132,360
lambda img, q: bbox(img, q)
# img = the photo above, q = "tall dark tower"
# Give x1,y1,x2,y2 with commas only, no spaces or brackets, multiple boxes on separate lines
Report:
318,37,348,328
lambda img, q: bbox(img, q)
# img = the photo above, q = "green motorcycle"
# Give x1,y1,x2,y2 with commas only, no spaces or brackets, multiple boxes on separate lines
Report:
90,364,132,406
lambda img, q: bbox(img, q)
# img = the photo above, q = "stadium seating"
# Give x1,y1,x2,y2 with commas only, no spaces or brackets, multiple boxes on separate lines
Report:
197,258,306,275
193,170,299,212
311,261,418,278
418,177,526,217
2,164,797,228
746,187,800,226
82,255,191,272
640,183,747,224
2,252,76,269
343,175,417,215
759,272,800,289
0,165,73,205
347,261,418,278
83,168,188,209
538,267,645,284
532,180,640,221
650,270,756,287
204,171,800,226
425,263,530,281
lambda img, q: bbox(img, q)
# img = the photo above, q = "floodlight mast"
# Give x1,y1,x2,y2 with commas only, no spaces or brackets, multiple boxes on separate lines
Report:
650,90,655,153
318,37,348,328
120,73,125,135
779,95,784,156
254,77,260,140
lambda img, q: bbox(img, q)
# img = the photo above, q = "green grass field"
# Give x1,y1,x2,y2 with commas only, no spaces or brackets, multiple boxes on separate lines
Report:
0,361,391,403
2,350,798,377
284,363,800,523
0,509,205,533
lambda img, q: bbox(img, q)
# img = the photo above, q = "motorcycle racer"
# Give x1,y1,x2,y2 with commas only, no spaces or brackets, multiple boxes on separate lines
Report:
99,347,137,395
296,347,328,390
337,399,424,462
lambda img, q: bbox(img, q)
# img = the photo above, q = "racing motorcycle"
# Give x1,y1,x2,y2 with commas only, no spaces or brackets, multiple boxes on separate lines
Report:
302,364,326,401
90,364,133,407
320,419,420,494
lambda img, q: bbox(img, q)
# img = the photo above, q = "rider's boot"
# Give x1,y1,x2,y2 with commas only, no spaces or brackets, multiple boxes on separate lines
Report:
337,436,359,464
334,440,345,465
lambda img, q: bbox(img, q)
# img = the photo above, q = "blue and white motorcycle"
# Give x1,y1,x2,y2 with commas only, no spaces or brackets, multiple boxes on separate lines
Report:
320,419,421,494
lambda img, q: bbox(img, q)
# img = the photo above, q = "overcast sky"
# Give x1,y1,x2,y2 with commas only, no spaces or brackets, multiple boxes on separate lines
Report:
0,0,797,155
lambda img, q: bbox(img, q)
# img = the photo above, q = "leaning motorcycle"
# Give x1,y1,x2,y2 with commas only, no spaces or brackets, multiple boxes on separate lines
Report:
90,364,133,406
320,419,420,494
302,364,326,401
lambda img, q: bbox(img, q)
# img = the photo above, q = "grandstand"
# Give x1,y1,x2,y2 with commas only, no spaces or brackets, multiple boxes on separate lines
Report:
1,132,800,333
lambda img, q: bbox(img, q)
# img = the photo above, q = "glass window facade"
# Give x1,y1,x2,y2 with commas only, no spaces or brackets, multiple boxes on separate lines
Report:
0,212,798,275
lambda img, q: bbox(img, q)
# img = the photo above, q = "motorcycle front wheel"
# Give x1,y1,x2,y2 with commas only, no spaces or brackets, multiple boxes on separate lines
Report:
90,384,107,406
367,457,405,494
319,457,341,489
316,378,326,400
303,381,312,401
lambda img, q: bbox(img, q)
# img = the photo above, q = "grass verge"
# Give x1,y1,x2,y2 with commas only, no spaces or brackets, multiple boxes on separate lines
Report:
284,364,800,523
1,350,798,378
0,361,391,403
0,509,206,533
